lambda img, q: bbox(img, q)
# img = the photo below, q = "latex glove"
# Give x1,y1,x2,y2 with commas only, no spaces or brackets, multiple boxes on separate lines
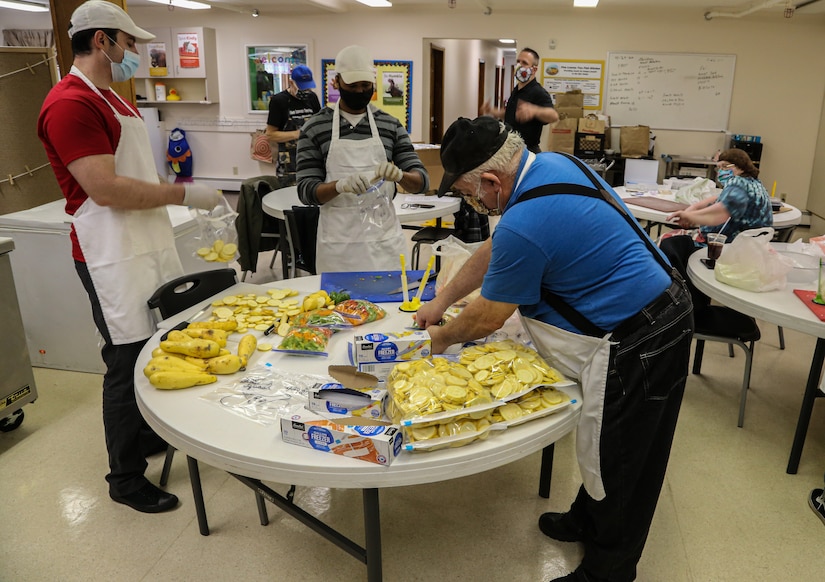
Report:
375,161,403,183
335,172,373,195
183,183,223,210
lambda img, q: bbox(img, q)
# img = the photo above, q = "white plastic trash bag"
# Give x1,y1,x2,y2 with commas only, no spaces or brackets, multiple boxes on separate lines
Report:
714,227,792,292
432,235,485,306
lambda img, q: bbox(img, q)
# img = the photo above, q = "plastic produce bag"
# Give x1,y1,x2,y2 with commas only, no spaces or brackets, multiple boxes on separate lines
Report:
673,178,715,205
191,196,239,263
714,227,791,292
432,235,485,306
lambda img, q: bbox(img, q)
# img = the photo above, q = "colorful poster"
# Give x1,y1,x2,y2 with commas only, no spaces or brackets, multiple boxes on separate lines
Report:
246,45,308,112
147,42,168,77
177,32,200,69
322,59,412,132
540,59,604,111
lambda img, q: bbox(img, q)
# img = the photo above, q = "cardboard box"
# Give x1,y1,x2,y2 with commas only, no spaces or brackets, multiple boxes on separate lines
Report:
309,384,387,418
280,409,403,465
410,145,443,195
350,330,431,381
308,366,385,418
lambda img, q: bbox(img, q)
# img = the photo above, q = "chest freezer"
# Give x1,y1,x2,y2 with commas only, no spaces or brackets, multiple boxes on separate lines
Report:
0,237,37,430
0,200,220,374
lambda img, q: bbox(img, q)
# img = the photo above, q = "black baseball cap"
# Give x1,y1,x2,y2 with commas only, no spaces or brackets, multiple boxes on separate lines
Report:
436,116,511,196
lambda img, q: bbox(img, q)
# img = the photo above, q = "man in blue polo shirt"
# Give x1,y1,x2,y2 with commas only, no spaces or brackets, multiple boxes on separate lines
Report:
416,116,694,582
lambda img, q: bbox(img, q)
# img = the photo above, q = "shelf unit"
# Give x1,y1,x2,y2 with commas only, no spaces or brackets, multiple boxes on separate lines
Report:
134,27,219,106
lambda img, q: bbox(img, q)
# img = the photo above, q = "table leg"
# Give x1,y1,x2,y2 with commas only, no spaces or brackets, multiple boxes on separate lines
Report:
187,455,210,536
787,338,825,474
363,488,383,582
539,443,555,499
277,218,290,279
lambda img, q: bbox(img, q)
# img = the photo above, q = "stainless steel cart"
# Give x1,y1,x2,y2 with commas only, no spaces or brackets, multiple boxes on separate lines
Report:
0,237,37,431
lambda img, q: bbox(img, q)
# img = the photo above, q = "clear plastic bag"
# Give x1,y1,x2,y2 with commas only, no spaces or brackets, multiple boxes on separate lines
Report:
199,364,332,425
714,227,792,292
191,196,239,263
432,235,485,306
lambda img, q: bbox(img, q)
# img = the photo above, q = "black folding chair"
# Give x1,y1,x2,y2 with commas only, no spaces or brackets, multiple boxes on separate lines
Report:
236,176,291,281
660,236,762,427
147,269,238,494
283,205,319,277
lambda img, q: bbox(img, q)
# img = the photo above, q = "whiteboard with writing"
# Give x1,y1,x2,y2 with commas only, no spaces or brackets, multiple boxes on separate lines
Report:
605,52,736,131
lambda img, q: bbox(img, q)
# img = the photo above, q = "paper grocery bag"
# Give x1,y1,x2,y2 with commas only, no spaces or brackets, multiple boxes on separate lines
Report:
620,125,650,158
547,117,578,154
554,90,584,109
554,90,584,120
578,114,606,135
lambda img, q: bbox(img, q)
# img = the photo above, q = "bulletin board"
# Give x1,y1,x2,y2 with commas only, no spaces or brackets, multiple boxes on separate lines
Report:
0,47,62,214
321,59,412,133
605,51,736,131
540,59,604,111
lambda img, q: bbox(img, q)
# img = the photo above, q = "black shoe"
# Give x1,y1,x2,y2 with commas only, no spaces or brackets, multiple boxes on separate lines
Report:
110,482,179,513
550,568,604,582
538,512,585,542
809,488,825,526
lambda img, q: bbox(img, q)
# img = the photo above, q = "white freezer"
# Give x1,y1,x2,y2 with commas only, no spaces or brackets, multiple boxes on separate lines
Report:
0,200,223,374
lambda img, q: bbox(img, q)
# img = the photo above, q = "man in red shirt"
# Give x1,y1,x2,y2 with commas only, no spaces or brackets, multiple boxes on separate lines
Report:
38,0,222,514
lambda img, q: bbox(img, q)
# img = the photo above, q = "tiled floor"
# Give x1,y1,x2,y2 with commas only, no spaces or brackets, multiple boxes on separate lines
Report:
2,224,825,581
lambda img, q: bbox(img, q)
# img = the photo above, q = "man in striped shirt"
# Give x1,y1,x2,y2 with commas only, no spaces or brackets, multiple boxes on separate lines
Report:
296,45,429,272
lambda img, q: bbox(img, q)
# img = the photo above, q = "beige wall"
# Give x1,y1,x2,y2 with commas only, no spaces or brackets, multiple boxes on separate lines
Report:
5,5,824,218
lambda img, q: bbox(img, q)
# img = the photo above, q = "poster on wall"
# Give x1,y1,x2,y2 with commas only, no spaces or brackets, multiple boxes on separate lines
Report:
177,32,200,69
540,59,604,110
147,41,168,76
322,59,412,133
246,45,309,113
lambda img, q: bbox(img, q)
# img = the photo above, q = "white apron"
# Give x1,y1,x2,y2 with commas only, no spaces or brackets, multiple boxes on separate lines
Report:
70,67,184,345
316,102,406,273
513,151,610,500
521,316,611,501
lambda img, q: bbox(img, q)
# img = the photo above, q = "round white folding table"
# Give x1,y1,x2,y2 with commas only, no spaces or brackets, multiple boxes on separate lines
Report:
686,245,824,474
261,185,460,223
135,275,581,582
615,186,802,235
261,187,461,278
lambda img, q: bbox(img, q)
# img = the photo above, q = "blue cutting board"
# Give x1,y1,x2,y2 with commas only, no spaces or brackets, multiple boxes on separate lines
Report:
320,270,436,303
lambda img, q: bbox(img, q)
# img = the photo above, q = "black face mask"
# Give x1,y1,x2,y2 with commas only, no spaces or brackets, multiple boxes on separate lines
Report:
338,85,374,111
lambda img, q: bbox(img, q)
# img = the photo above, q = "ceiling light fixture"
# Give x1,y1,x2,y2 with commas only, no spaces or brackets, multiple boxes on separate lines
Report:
0,0,49,12
573,0,599,7
146,0,211,10
499,39,516,44
356,0,392,7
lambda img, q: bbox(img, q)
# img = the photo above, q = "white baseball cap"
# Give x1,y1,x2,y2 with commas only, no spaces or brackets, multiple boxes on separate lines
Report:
335,45,375,85
68,1,155,42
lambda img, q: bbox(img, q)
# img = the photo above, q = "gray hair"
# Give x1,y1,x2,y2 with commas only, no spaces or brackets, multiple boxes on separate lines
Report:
462,130,525,184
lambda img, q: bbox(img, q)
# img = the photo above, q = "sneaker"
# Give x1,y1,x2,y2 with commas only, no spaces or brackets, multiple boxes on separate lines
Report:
110,482,179,514
809,488,825,526
538,511,585,542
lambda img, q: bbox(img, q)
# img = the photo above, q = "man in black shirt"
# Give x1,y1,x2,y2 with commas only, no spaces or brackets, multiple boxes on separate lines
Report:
481,47,558,153
266,65,322,185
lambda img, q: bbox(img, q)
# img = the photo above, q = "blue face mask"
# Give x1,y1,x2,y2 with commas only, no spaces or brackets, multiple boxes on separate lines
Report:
104,36,140,83
717,168,734,184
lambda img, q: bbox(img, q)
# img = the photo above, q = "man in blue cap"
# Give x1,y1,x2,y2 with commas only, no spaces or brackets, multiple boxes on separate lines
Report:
266,64,322,184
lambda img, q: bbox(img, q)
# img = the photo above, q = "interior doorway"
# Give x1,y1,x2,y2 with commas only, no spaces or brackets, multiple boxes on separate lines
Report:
429,44,445,144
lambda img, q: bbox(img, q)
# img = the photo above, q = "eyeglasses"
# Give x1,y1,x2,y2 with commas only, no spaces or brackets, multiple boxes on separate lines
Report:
717,163,736,170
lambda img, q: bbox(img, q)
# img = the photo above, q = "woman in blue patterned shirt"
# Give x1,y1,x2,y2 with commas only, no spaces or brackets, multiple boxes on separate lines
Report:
665,148,773,244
